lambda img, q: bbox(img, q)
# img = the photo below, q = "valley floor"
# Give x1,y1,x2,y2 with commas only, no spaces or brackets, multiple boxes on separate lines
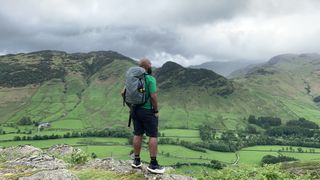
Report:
1,126,320,179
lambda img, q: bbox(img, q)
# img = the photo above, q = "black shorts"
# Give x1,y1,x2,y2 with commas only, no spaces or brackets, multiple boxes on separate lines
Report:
132,107,158,137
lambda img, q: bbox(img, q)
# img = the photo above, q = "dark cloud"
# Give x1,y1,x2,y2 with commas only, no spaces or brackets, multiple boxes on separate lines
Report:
1,0,320,66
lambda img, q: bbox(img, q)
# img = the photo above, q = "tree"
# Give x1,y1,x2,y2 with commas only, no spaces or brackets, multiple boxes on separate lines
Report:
248,115,257,124
199,123,216,142
91,152,97,159
210,160,224,169
18,117,32,125
248,115,281,128
286,118,319,129
221,131,237,141
63,132,71,138
13,136,21,141
246,125,258,134
261,155,297,165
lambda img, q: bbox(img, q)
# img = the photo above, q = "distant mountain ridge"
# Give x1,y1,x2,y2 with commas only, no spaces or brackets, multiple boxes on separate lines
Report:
231,53,320,78
189,60,261,77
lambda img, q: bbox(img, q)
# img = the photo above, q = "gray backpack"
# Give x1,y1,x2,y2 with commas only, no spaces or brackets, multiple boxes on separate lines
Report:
123,67,150,126
124,66,148,105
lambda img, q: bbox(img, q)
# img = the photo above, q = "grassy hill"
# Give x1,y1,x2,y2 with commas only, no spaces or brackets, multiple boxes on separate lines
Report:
0,51,320,131
231,53,320,121
0,50,135,129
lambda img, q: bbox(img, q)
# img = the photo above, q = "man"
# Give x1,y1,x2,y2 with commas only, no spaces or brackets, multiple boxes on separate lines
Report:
122,58,164,174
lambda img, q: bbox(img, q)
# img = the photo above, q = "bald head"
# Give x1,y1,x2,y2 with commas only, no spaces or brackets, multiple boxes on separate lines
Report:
139,58,151,69
139,58,152,74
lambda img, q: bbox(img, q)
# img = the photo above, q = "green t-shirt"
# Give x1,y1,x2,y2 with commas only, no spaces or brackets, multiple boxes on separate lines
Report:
143,74,157,109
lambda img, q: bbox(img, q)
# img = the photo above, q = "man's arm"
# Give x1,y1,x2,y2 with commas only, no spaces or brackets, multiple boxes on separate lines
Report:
148,76,158,116
150,92,158,112
151,92,159,118
121,87,125,97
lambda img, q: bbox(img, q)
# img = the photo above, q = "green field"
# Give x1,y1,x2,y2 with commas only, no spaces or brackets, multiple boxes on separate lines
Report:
239,145,320,165
160,129,200,137
50,120,85,129
160,129,202,143
2,126,320,167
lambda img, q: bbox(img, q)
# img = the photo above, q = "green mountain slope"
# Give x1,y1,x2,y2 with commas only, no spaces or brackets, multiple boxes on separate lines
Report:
0,51,319,130
0,50,135,129
231,53,320,121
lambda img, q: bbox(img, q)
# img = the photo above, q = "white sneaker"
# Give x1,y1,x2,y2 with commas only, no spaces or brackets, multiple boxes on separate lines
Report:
147,161,165,174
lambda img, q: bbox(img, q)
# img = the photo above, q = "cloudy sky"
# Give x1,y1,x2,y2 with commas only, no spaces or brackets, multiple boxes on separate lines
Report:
1,0,320,66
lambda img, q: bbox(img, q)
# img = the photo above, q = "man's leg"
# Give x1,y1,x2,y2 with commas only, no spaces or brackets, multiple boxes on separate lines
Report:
133,135,143,155
132,135,143,168
147,136,164,173
143,110,164,173
149,137,157,157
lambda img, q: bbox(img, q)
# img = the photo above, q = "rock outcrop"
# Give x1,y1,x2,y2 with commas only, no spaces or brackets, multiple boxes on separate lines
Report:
19,169,78,180
0,144,194,180
47,144,75,156
0,145,75,180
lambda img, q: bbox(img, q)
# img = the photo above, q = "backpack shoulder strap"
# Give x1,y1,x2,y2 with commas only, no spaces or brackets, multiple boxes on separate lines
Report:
143,73,152,107
122,89,126,107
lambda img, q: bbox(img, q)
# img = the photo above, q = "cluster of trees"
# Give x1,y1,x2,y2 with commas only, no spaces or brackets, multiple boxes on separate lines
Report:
245,125,258,134
197,115,320,152
199,123,241,152
180,140,207,152
199,124,216,142
13,128,132,141
198,123,239,152
160,134,239,152
265,118,318,137
261,155,297,165
200,141,239,152
17,117,33,125
74,128,131,138
266,126,314,137
174,160,225,170
14,134,61,141
278,146,314,153
242,133,320,149
247,115,318,138
248,115,281,128
196,133,320,153
0,128,6,134
286,118,319,129
159,138,207,152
